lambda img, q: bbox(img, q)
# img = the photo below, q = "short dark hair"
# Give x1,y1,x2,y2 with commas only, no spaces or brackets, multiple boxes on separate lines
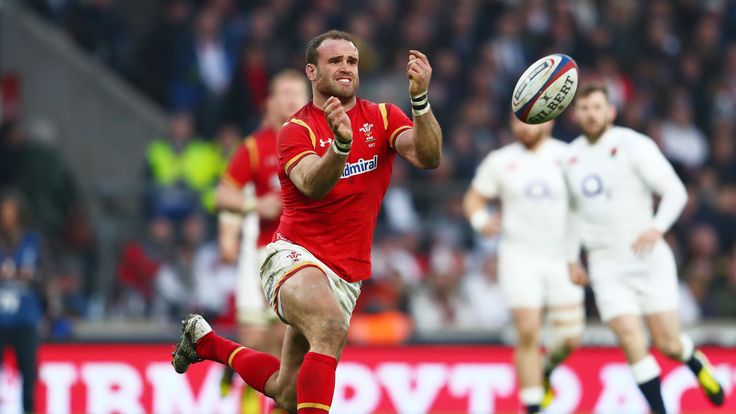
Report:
577,83,609,100
305,30,355,65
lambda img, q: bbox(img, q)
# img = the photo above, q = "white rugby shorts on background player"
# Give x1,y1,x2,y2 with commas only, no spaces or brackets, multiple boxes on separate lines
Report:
236,210,278,325
588,239,678,322
497,241,583,309
260,239,362,324
237,247,278,325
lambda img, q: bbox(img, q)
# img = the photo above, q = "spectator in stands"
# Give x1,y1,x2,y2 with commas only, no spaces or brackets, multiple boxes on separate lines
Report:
0,191,45,414
0,121,79,239
709,246,736,316
26,0,75,28
69,0,131,74
114,215,174,318
171,5,238,135
462,253,510,331
661,91,709,170
154,213,207,320
134,0,194,105
144,112,221,221
410,243,476,335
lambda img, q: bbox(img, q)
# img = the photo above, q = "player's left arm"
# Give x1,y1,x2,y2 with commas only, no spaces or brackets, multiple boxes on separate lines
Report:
394,50,442,169
631,136,688,253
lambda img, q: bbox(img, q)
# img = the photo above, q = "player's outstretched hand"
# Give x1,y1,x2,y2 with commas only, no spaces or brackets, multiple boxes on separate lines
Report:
323,96,352,144
568,263,589,286
631,227,662,255
407,50,432,97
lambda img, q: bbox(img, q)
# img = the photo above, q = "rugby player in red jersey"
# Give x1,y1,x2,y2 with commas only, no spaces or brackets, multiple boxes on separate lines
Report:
173,30,442,413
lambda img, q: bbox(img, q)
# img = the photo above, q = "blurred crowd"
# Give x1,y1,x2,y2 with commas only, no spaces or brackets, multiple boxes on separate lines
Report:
6,0,736,340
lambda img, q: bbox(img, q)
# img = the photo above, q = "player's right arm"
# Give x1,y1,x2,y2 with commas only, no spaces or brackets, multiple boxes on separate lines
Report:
629,134,688,254
216,182,282,219
463,153,501,237
287,97,352,199
561,153,588,285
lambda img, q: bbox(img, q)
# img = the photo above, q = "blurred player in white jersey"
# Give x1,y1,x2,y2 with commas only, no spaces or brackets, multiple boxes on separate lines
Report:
464,115,585,414
565,84,724,413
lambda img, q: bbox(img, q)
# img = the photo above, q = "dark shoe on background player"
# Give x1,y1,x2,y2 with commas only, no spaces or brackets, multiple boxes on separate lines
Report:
171,314,212,374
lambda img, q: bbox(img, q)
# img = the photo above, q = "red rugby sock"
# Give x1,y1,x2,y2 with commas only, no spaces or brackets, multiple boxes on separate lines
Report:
197,332,280,394
297,352,337,413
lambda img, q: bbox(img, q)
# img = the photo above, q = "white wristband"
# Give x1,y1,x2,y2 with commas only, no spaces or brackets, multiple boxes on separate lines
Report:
412,103,431,116
332,138,351,155
219,211,243,226
470,209,491,232
242,196,257,214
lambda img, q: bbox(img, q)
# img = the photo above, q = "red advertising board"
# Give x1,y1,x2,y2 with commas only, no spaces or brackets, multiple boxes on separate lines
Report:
0,344,734,413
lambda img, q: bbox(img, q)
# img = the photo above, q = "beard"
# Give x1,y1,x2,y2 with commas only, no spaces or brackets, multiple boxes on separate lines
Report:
315,72,359,102
520,134,543,149
582,120,608,140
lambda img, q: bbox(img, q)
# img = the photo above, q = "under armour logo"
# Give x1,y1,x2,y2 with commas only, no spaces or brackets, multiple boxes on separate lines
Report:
320,137,333,147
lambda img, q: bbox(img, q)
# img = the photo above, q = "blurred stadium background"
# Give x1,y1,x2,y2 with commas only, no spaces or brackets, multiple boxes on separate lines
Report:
2,0,736,412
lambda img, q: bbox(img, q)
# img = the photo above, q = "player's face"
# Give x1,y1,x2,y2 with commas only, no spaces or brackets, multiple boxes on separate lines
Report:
310,39,360,101
510,115,549,148
271,77,309,123
575,91,616,139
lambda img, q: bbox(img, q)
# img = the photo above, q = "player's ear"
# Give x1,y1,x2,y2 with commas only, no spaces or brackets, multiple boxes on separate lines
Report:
305,64,317,81
608,104,617,123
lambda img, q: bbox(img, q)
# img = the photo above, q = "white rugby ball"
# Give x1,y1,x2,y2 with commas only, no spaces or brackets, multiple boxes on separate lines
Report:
511,54,578,124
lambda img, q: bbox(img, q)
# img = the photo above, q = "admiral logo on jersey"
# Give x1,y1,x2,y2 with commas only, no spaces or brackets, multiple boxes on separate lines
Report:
341,155,378,179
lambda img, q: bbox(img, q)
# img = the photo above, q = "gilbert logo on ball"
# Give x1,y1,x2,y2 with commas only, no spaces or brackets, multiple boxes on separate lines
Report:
512,54,579,124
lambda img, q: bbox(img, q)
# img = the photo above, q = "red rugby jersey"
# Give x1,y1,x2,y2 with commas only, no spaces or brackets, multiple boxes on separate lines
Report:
223,127,281,247
276,98,413,282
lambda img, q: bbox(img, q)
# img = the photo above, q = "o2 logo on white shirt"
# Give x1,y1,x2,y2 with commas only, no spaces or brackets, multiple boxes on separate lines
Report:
524,179,552,200
581,174,604,197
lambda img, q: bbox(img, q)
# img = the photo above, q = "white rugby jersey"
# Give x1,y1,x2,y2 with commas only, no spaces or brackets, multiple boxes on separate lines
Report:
472,138,569,250
564,126,687,251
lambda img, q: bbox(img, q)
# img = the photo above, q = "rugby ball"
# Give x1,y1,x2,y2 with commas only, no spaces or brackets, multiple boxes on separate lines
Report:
511,54,579,124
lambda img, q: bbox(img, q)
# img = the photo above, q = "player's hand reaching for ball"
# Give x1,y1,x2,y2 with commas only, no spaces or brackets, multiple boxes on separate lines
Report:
568,263,589,286
407,50,432,97
631,227,662,255
323,96,352,144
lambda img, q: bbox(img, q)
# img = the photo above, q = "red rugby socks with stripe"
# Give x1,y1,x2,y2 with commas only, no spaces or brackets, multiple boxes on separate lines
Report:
196,332,280,394
297,352,337,413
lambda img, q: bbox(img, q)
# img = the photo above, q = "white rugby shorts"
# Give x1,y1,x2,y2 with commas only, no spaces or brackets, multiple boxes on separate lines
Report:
260,239,362,324
498,241,583,309
236,246,279,325
588,239,678,322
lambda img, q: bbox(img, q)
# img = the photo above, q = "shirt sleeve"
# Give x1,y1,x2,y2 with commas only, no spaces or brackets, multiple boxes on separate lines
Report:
630,135,688,232
379,103,413,150
278,120,318,176
471,153,500,198
223,138,255,188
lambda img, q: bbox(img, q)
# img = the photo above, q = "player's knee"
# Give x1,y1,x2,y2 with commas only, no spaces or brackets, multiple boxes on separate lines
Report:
654,336,682,360
313,317,349,351
516,325,540,347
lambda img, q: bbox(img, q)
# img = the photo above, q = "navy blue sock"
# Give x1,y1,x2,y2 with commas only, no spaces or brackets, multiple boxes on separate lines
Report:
637,376,666,414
